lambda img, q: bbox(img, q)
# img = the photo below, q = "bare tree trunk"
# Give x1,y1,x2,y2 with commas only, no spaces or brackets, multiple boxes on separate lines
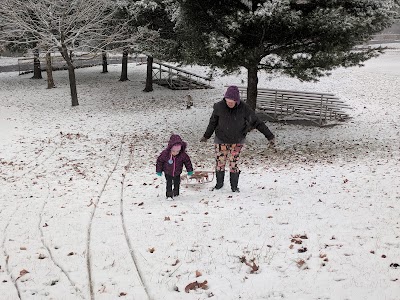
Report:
102,50,108,73
59,43,79,106
67,64,79,106
32,48,42,79
246,64,258,110
119,49,129,81
143,56,153,92
45,52,55,89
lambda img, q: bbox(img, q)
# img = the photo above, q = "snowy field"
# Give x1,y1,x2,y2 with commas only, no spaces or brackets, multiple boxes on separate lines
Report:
0,46,399,300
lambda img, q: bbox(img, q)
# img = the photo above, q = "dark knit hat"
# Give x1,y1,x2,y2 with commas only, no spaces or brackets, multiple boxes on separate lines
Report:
224,85,240,104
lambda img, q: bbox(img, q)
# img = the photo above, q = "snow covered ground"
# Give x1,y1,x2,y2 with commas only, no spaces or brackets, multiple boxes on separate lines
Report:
0,46,399,300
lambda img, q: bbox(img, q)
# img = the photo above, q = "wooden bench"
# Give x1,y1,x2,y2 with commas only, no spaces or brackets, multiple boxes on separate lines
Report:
237,87,351,126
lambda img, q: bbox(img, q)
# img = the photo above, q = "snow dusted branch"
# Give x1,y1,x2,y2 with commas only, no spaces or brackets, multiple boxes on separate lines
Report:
0,0,131,53
0,0,137,106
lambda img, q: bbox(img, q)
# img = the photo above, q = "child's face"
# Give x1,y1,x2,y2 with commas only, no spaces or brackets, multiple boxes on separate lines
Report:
171,149,180,156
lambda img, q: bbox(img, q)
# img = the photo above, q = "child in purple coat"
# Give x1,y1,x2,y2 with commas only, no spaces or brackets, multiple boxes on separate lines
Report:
156,134,193,199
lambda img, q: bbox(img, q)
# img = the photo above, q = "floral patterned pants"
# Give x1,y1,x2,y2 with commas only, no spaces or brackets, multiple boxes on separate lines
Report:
214,144,243,173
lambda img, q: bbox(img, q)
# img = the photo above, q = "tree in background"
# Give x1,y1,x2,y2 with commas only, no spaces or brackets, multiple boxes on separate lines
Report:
0,0,127,106
177,0,399,110
32,46,43,79
126,0,181,92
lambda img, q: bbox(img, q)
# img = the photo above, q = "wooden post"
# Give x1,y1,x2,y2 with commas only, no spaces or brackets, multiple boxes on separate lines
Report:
319,95,324,125
274,91,278,119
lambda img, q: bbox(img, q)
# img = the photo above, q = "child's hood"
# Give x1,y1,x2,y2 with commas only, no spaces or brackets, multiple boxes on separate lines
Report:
166,134,187,152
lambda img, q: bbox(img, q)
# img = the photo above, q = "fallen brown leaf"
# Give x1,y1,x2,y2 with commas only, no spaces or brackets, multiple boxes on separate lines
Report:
172,259,180,266
185,280,208,293
296,259,306,268
16,269,29,281
240,256,259,273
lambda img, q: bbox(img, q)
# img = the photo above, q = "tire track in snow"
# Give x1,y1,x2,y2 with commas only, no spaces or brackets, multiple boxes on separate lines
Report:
1,204,22,299
86,136,124,300
39,181,85,299
4,133,64,183
0,146,62,299
119,140,151,299
18,133,61,170
1,135,83,299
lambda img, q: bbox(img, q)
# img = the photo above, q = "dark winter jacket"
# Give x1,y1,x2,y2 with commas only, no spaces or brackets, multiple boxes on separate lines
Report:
203,99,275,144
156,134,193,177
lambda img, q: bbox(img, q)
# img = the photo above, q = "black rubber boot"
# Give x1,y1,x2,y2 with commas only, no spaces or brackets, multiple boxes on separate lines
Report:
230,172,240,192
166,191,174,198
214,171,225,190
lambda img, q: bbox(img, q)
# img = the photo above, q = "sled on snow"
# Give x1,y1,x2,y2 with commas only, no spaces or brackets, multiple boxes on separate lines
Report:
181,170,215,185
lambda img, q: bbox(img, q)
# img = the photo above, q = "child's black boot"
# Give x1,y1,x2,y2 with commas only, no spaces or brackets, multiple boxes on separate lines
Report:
166,191,174,200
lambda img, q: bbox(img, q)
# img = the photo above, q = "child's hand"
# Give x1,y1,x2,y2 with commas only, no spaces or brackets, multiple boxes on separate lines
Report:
156,172,162,176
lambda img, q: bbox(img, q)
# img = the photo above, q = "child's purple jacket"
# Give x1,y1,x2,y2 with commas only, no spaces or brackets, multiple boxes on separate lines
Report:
156,134,193,177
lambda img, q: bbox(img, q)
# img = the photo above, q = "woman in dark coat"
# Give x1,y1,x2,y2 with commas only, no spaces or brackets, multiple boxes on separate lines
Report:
156,134,193,199
200,85,275,192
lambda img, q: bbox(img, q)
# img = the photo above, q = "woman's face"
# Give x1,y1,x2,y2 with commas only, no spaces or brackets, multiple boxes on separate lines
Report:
225,98,236,108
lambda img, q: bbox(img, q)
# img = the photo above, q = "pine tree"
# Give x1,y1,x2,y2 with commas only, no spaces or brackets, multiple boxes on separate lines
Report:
177,0,399,110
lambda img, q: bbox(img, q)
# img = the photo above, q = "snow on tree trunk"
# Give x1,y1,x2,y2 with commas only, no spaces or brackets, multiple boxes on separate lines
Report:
45,52,55,89
246,65,258,111
143,56,153,92
120,49,129,81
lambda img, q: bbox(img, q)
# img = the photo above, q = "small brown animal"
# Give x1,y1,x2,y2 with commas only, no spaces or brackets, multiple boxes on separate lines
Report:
186,94,193,109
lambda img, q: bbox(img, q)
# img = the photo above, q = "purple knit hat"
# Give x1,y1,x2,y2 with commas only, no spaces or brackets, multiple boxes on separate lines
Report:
224,85,240,104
